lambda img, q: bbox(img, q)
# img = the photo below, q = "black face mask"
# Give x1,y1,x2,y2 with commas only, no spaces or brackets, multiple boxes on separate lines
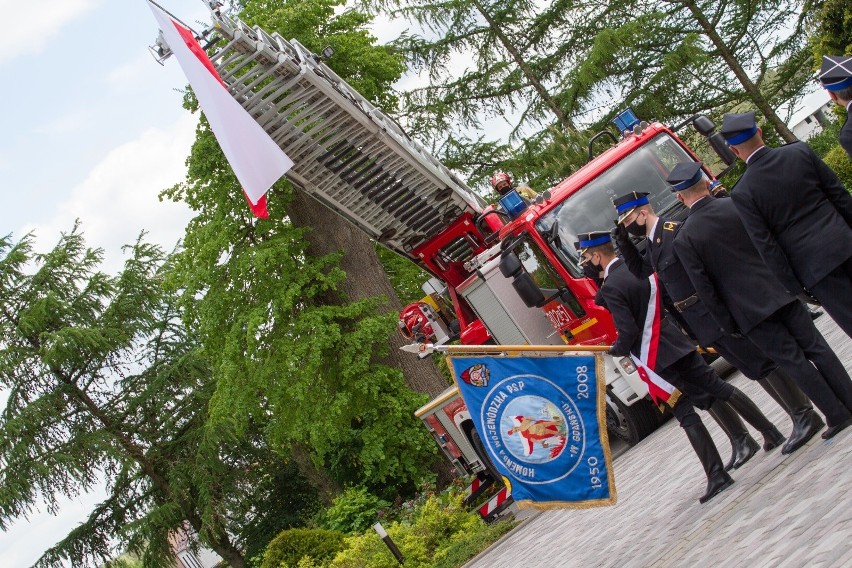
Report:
624,220,646,238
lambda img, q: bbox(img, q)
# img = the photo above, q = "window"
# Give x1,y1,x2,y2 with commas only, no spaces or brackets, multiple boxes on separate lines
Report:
535,133,693,272
515,238,585,316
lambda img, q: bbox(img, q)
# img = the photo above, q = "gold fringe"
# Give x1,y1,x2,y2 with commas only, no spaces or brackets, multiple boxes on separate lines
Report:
667,389,682,407
594,353,618,507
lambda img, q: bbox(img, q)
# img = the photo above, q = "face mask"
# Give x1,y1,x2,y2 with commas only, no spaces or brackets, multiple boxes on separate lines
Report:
624,220,646,237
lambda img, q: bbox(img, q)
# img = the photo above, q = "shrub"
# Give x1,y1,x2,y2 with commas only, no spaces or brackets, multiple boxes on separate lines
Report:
261,528,346,568
328,487,515,568
320,487,391,535
823,145,852,191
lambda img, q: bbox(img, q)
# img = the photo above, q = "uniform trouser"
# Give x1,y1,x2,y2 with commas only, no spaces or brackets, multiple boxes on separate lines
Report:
709,333,776,381
746,301,852,426
667,395,702,428
809,257,852,340
655,351,735,411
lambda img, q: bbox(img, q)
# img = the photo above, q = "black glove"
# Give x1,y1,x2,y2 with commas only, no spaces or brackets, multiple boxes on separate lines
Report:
611,222,631,248
607,345,627,357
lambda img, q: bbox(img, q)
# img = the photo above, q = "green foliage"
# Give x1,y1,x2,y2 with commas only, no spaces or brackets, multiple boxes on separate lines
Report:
823,145,852,190
810,0,852,64
375,245,431,305
0,226,248,566
240,0,405,111
327,489,515,568
806,116,843,158
261,528,346,568
430,520,516,568
320,487,391,534
162,0,441,512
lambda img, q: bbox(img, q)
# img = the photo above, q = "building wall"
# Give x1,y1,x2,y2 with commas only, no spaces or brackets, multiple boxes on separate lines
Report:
791,101,835,141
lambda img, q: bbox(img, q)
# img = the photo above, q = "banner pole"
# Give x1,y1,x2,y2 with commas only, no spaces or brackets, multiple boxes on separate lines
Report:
444,344,611,354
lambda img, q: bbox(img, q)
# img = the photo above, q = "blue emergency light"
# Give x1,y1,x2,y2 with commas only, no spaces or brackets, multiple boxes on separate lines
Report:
499,189,528,220
612,108,641,134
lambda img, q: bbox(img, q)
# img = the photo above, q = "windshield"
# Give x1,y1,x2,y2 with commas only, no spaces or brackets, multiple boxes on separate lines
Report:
536,133,699,275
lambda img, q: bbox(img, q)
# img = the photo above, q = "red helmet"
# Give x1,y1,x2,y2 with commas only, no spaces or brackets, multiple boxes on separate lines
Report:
490,172,512,195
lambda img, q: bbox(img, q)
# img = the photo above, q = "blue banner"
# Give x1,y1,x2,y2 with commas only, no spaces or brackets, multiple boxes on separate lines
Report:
449,353,616,509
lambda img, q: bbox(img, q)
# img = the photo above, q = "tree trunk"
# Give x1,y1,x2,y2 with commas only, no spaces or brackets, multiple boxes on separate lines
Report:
287,188,451,398
290,442,341,506
678,0,797,142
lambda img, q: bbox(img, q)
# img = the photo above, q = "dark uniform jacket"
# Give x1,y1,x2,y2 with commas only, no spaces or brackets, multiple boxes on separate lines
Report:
841,106,852,161
620,219,725,345
595,258,695,370
673,196,796,334
731,143,852,291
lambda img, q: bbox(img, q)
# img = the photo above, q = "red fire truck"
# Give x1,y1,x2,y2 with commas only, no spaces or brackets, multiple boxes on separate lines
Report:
187,9,735,499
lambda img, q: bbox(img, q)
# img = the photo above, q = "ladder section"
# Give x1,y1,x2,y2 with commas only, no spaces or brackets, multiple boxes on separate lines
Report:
205,12,487,258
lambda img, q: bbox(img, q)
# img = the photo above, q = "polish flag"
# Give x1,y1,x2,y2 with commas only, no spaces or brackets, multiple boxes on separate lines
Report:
146,1,293,218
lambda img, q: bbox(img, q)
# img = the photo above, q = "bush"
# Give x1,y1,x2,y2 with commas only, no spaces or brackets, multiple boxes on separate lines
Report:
261,528,346,568
328,488,516,568
823,145,852,190
320,487,391,535
431,520,517,568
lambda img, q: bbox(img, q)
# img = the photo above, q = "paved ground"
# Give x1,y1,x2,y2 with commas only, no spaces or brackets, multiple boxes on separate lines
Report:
466,313,852,568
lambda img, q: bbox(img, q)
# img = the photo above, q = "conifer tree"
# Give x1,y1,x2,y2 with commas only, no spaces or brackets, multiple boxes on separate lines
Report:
0,228,258,567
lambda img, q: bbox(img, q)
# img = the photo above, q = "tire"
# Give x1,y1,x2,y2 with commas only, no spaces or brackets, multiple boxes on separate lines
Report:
468,427,504,486
605,391,659,446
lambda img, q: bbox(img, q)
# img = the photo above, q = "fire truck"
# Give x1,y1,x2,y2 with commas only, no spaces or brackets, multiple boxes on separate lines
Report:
167,5,735,508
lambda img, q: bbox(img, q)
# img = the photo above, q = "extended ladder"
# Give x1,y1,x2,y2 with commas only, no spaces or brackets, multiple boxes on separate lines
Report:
193,10,486,259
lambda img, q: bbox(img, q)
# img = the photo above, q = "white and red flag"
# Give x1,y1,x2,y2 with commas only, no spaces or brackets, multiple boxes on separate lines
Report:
146,1,293,217
631,274,681,407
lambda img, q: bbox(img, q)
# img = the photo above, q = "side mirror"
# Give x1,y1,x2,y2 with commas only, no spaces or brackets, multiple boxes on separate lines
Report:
692,115,716,136
708,132,737,166
499,251,523,278
512,272,547,308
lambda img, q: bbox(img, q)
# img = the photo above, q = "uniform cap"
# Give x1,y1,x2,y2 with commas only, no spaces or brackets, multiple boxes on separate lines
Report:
612,191,650,224
819,55,852,92
574,230,612,263
666,161,705,192
720,111,758,145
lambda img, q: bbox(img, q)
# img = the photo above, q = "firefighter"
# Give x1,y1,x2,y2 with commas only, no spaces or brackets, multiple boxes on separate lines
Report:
490,172,537,200
671,161,852,440
720,111,852,340
576,231,734,504
819,55,852,160
611,189,818,459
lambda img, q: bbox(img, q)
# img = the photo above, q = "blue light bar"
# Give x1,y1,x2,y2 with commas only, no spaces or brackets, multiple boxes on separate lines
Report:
499,189,528,220
612,108,641,134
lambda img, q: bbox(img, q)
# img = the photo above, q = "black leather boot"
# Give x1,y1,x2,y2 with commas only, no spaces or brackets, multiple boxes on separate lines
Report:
707,400,759,471
760,369,824,454
683,422,734,504
726,388,786,451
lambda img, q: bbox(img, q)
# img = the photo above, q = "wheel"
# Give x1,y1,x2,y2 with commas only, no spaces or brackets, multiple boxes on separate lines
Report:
605,391,660,446
468,427,504,486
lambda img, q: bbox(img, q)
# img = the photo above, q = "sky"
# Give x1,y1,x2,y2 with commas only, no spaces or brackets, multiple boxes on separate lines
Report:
0,0,833,566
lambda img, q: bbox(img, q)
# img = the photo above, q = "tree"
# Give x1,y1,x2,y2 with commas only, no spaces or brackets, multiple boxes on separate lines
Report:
162,0,446,506
810,0,852,61
0,227,253,567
